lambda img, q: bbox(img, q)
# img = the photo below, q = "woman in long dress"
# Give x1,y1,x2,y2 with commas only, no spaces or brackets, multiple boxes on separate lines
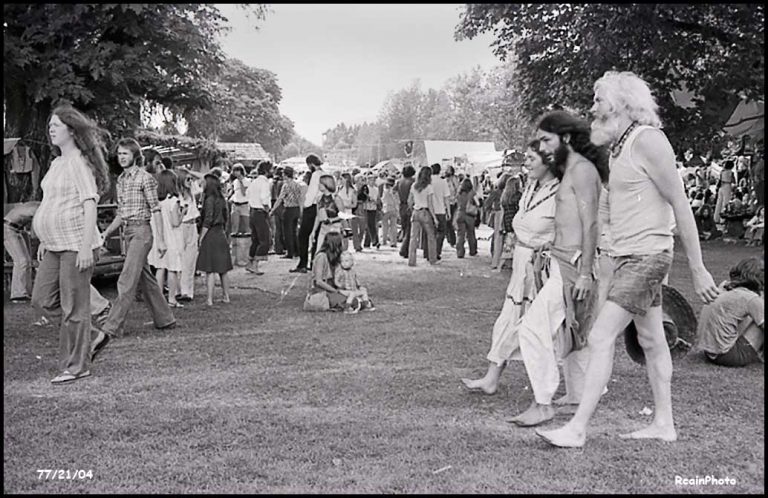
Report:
462,141,561,394
196,174,233,306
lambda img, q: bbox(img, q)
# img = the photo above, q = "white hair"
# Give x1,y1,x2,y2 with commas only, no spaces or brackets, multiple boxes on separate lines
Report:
594,71,662,128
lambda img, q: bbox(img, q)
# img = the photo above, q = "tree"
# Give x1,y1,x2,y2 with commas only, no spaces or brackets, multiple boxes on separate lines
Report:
184,58,294,156
456,4,764,152
3,4,267,169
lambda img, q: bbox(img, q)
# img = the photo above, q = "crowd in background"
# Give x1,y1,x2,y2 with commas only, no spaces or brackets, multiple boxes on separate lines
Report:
680,145,765,244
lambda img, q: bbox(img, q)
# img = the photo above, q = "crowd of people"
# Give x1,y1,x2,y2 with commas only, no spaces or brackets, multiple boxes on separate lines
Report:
3,71,763,454
682,148,764,244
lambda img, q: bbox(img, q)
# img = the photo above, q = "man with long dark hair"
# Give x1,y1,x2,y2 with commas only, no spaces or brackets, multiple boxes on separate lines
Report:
508,111,606,427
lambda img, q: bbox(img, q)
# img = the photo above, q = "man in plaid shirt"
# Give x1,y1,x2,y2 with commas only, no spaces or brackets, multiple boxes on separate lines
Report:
90,138,175,360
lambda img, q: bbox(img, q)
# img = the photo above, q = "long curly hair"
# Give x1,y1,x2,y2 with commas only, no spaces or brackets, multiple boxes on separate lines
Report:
538,111,610,184
727,257,764,293
321,232,344,267
413,166,433,192
49,104,111,196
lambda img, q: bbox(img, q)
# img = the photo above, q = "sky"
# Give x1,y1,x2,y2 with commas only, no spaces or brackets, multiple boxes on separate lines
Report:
215,4,502,145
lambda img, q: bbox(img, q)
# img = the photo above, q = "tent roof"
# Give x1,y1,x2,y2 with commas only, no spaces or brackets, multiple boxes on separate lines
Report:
217,142,270,161
4,138,21,155
423,140,497,166
724,100,764,138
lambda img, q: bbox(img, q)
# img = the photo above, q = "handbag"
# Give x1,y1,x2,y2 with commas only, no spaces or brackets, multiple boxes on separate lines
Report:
303,291,330,311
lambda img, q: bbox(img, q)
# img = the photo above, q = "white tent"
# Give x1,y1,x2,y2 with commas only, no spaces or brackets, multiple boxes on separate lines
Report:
423,140,497,169
465,150,505,177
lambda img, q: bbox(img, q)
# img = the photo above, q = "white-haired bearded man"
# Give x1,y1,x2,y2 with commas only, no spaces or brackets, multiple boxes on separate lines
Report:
537,71,720,448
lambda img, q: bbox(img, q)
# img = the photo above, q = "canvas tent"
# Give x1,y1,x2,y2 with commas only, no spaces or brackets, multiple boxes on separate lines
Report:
423,140,498,170
723,100,764,139
217,142,270,165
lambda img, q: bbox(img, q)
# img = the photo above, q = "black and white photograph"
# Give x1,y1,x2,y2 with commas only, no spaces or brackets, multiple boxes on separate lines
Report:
3,3,764,494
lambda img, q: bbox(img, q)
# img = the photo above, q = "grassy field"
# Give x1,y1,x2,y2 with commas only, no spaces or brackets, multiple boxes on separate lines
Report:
3,237,764,493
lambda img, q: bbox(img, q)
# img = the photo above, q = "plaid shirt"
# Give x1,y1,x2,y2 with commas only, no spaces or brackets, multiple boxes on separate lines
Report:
116,166,160,222
32,152,103,252
276,179,303,208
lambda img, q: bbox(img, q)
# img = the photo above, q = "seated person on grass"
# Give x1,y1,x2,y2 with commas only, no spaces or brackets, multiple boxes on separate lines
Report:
697,257,764,367
334,251,375,314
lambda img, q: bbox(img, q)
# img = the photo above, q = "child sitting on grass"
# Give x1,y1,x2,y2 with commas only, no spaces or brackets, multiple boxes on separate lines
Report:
697,257,764,367
334,251,375,314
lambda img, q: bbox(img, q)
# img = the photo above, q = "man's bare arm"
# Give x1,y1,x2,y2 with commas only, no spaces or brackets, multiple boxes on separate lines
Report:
571,161,601,300
635,129,719,304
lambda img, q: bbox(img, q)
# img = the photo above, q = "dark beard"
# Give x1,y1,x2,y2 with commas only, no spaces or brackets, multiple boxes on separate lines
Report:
552,142,569,169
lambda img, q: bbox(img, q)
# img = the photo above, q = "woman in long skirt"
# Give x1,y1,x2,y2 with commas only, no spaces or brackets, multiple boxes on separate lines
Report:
461,141,561,394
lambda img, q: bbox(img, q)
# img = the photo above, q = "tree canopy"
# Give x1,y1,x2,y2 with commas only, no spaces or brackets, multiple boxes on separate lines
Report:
184,58,295,156
455,3,764,152
3,3,267,168
320,60,531,165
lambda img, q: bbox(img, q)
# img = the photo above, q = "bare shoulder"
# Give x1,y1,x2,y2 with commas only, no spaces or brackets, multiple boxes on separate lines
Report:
569,153,601,181
633,127,673,156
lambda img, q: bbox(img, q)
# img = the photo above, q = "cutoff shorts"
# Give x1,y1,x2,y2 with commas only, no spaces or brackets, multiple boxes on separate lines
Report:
607,250,672,316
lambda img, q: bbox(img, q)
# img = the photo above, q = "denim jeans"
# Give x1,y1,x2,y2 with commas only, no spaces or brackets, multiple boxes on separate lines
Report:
381,211,398,246
282,206,300,258
350,213,365,251
248,208,271,261
409,209,437,266
4,225,32,299
456,213,478,258
32,248,98,375
297,205,317,269
102,223,175,337
272,205,285,254
364,209,379,247
398,205,412,258
423,213,446,258
445,203,458,246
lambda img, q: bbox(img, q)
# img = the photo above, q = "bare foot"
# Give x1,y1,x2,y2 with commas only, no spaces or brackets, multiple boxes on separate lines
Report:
206,300,214,307
619,423,677,442
461,377,498,395
221,295,231,304
535,424,586,448
508,402,554,427
553,394,579,406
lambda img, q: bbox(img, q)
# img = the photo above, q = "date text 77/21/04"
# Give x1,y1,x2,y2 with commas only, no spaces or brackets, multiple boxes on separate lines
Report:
37,469,94,480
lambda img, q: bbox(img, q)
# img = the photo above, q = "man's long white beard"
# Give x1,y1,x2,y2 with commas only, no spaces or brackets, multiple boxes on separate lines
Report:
590,114,621,147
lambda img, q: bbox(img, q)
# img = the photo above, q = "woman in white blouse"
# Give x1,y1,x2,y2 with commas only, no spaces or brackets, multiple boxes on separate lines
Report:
462,140,561,394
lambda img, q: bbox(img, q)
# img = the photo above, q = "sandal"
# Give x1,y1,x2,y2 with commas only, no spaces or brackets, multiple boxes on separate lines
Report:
33,316,51,327
51,370,91,384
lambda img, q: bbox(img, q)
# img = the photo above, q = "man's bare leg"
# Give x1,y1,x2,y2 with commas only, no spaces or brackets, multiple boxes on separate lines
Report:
461,361,504,395
536,301,632,447
619,305,676,441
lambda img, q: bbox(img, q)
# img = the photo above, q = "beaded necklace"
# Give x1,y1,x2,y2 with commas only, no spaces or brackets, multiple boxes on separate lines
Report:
522,177,559,214
610,121,639,158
